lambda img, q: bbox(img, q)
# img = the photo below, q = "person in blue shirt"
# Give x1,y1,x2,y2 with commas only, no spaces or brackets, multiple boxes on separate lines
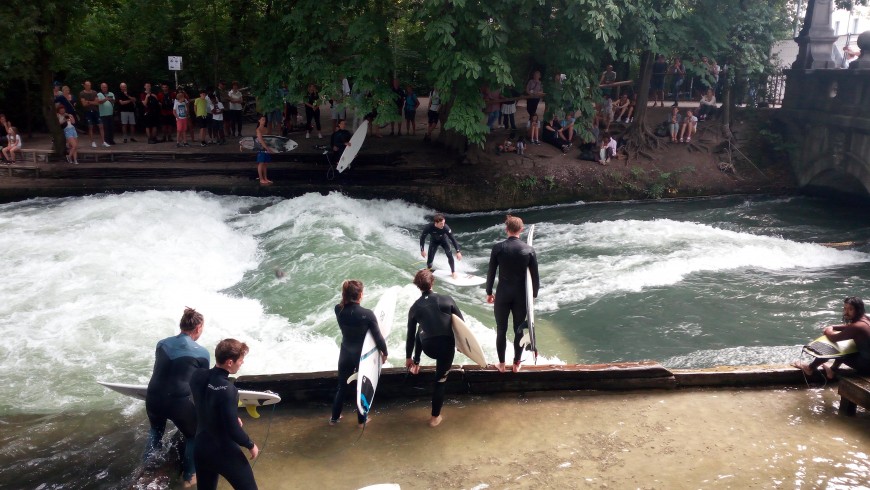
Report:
144,307,210,488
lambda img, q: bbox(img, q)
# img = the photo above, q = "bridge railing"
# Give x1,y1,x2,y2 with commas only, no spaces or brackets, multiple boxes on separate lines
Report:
783,68,870,116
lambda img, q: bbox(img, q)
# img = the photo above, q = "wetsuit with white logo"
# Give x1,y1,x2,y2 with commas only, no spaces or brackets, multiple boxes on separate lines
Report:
332,302,388,424
144,333,209,479
190,367,257,490
486,236,539,364
406,291,462,416
419,223,461,273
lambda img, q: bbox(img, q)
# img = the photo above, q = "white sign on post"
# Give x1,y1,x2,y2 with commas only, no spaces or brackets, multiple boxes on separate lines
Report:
168,56,183,71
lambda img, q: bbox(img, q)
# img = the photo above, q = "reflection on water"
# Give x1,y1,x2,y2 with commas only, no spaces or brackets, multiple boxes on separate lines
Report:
241,388,868,489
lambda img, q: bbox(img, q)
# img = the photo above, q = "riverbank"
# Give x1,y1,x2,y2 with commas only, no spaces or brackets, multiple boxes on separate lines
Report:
0,102,795,212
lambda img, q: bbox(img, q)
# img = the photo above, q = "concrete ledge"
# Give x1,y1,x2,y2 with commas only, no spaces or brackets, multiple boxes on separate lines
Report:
838,376,870,415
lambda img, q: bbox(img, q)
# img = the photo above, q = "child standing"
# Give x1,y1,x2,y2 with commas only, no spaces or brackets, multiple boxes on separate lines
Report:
173,92,190,147
194,89,210,146
209,94,225,144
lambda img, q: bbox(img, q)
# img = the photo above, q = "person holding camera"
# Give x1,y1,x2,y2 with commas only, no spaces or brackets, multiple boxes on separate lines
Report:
56,106,79,164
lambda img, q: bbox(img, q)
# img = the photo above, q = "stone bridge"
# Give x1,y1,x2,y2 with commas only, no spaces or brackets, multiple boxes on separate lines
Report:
778,0,870,198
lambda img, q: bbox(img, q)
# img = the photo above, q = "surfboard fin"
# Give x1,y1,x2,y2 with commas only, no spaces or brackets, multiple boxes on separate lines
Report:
245,404,261,419
347,372,359,384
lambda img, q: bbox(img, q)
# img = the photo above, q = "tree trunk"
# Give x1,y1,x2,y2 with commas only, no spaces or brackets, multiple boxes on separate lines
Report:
39,53,65,155
720,68,734,140
434,89,468,154
622,50,662,160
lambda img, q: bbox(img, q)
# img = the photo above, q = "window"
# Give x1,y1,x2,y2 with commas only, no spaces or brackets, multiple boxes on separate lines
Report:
834,21,841,35
852,18,859,34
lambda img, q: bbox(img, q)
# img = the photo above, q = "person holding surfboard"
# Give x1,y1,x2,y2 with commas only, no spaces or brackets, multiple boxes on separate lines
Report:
255,115,274,185
419,213,462,278
144,307,209,488
793,296,870,379
190,338,259,490
330,119,352,161
405,268,464,427
486,215,539,373
331,279,389,427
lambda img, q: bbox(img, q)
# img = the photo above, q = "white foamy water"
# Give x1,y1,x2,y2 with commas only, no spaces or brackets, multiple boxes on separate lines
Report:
532,219,870,312
1,192,868,415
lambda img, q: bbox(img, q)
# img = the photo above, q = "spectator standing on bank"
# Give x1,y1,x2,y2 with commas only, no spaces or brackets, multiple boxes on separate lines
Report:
57,106,79,164
227,82,244,137
304,83,323,139
525,71,543,118
483,84,501,132
54,85,77,116
117,82,137,143
670,57,686,107
141,83,161,144
425,88,441,141
501,87,518,132
599,65,617,97
97,82,116,146
173,91,190,147
79,81,102,148
209,94,226,145
158,83,176,142
404,85,420,136
390,78,406,136
194,89,210,146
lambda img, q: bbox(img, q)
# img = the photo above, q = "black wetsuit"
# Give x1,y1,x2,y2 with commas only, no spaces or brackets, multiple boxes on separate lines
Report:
144,333,209,479
486,236,539,364
332,302,388,424
190,367,257,490
330,128,351,161
406,291,462,417
419,223,461,272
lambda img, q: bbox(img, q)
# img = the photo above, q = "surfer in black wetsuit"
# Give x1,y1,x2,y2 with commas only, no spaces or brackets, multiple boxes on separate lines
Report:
419,213,463,278
486,215,539,373
405,268,462,427
144,307,209,488
330,118,352,162
190,338,259,490
331,279,389,427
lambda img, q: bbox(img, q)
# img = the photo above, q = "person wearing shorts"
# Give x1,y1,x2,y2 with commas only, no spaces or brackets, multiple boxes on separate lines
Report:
194,89,210,146
117,82,137,143
159,84,177,142
141,83,161,144
173,92,189,147
79,81,102,148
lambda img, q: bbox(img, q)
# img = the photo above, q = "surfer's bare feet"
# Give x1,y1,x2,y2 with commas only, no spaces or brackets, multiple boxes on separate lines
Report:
428,415,443,427
822,363,837,380
791,361,814,376
259,180,272,185
182,475,197,488
496,362,506,373
512,361,522,373
451,271,458,279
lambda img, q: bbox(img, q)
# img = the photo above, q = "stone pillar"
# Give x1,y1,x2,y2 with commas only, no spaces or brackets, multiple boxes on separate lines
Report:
849,31,870,70
792,0,838,69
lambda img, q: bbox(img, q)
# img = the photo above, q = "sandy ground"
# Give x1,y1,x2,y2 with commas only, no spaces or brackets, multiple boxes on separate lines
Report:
231,387,869,490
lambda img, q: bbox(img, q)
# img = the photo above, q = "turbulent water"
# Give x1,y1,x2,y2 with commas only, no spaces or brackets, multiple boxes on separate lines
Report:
1,191,869,487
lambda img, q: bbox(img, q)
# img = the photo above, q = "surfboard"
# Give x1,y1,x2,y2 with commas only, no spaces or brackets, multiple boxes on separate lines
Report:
802,334,859,359
97,381,281,418
452,314,487,367
433,268,486,287
521,224,537,358
355,285,399,417
238,135,298,152
337,120,368,173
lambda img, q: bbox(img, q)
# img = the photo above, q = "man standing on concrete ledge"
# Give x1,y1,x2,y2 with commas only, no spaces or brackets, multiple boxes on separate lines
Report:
97,83,116,146
486,215,539,373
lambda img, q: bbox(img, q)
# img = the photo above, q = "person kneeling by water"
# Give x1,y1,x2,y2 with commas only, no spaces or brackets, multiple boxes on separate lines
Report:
793,296,870,380
406,268,464,427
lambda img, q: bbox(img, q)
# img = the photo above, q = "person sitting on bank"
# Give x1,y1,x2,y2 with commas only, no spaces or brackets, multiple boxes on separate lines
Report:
405,269,464,427
542,114,570,153
679,109,698,143
598,132,617,166
612,94,630,123
697,88,717,121
667,106,682,143
793,296,870,380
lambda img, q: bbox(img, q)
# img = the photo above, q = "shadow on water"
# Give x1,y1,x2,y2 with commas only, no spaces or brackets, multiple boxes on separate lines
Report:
0,411,144,489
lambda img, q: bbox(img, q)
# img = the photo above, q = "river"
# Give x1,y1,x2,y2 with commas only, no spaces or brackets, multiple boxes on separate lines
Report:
1,191,869,488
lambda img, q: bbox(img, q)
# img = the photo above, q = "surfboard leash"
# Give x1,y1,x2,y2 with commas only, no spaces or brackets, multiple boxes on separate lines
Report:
251,403,278,470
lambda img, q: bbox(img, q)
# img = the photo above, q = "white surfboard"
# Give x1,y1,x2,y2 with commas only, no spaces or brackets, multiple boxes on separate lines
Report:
337,120,368,173
97,381,281,418
522,224,537,357
433,268,486,287
355,285,399,417
238,135,298,152
452,314,487,367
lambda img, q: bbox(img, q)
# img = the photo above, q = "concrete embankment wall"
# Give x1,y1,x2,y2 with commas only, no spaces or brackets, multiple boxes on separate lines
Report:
235,362,813,404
